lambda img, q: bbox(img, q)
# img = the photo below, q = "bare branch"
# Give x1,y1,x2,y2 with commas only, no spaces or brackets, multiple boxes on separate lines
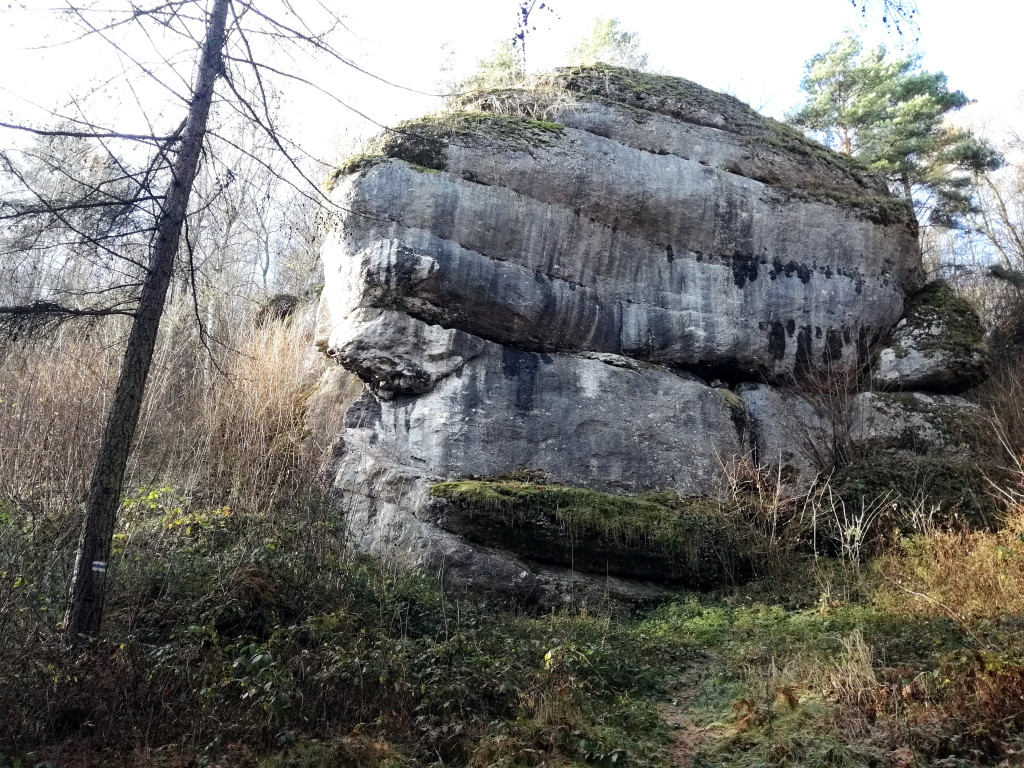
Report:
0,121,177,144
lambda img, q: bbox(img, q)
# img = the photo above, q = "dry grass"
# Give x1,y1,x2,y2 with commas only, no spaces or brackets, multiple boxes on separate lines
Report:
0,303,341,516
0,324,123,505
879,507,1024,622
718,453,813,582
0,302,354,647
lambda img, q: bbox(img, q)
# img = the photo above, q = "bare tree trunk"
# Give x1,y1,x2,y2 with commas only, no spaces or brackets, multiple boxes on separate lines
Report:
65,0,231,639
900,171,913,202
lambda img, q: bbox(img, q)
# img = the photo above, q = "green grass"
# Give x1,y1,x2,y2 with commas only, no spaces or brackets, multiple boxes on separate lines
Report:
4,484,1024,767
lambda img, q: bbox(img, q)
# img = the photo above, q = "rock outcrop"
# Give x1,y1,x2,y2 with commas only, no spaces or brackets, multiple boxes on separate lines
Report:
872,281,989,392
313,66,980,604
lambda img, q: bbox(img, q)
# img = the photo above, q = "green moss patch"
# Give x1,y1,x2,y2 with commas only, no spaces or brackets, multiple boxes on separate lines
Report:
831,451,1005,530
896,280,987,361
431,479,721,552
430,479,747,586
779,187,917,227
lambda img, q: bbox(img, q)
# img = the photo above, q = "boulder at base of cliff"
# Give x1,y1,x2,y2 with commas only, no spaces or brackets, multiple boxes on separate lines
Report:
835,391,998,530
873,281,989,392
737,383,834,491
850,390,981,456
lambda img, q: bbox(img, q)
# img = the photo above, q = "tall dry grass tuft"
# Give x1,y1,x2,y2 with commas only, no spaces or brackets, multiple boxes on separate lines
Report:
0,304,334,519
977,351,1024,465
880,507,1024,622
0,324,125,504
0,302,349,646
717,453,812,581
129,315,330,514
0,324,129,636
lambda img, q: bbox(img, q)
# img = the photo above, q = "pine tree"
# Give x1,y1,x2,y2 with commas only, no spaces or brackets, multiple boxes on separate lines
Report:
789,34,1000,227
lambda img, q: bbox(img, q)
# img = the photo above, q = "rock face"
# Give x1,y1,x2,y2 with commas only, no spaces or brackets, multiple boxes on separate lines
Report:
315,66,946,603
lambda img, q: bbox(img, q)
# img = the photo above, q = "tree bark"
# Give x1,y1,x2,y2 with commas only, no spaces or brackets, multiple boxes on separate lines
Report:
900,171,916,219
65,0,231,639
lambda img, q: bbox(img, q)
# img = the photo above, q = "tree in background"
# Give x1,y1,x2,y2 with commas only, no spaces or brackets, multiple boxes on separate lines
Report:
454,16,649,98
975,130,1024,272
454,41,526,92
849,0,918,37
789,34,1000,228
0,0,353,638
565,18,649,71
0,129,154,327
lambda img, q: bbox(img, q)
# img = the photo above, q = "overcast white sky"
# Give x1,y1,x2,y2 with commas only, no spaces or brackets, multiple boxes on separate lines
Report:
1,0,1022,162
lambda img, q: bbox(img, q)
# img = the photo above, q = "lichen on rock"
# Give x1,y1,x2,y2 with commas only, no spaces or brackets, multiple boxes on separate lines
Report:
873,280,989,392
851,391,982,456
329,112,565,183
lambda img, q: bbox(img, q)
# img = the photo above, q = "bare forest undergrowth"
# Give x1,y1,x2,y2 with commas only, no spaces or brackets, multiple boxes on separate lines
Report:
4,311,1024,767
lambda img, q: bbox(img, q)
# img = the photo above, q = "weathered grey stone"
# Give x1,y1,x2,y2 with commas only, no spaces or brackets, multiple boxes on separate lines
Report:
324,68,920,380
328,308,486,395
873,281,989,392
334,316,746,496
850,391,980,457
326,151,911,379
315,66,937,599
331,458,670,608
738,384,984,491
327,311,749,594
737,383,832,489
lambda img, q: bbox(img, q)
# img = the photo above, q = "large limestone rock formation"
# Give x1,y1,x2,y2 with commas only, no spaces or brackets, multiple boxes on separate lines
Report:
315,66,933,605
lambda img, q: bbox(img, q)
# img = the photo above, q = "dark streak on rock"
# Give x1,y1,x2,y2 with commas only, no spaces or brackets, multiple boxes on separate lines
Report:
344,389,382,429
768,256,812,283
796,326,813,376
768,321,786,360
824,328,844,364
501,347,540,411
732,252,759,288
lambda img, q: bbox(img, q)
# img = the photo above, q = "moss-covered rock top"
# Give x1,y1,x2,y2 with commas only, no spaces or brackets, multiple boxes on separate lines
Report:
329,112,565,182
545,65,772,133
899,281,986,359
447,65,890,201
548,66,880,183
331,65,890,202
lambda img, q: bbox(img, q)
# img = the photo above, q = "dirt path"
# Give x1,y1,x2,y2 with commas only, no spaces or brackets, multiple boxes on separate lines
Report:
656,665,729,767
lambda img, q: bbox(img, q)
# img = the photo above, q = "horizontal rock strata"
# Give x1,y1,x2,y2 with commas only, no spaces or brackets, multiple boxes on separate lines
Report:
316,66,932,601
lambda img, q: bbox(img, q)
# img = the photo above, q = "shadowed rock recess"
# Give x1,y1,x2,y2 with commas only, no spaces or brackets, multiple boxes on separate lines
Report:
314,66,978,606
